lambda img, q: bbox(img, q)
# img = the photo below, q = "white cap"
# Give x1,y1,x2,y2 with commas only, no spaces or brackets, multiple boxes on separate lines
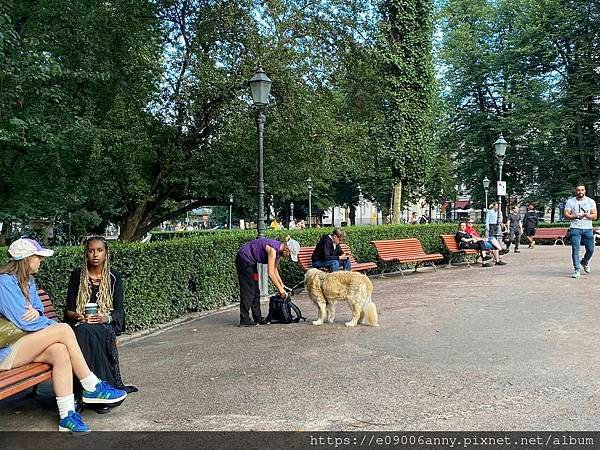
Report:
287,239,300,262
8,238,54,261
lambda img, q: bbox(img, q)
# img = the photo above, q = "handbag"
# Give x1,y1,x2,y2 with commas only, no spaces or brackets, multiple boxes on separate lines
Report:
0,317,27,348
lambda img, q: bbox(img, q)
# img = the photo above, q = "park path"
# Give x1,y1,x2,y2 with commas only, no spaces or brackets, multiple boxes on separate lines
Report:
2,245,600,431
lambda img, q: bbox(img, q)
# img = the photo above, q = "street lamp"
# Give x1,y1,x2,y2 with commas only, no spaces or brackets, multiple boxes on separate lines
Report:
249,66,272,238
290,202,294,222
228,194,233,230
357,185,364,226
494,134,508,242
307,177,313,228
482,176,490,222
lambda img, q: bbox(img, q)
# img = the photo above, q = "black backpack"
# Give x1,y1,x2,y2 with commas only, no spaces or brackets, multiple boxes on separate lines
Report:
266,293,306,324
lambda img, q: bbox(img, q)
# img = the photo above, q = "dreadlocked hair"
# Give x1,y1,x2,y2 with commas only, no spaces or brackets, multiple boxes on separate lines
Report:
75,236,113,315
0,258,34,305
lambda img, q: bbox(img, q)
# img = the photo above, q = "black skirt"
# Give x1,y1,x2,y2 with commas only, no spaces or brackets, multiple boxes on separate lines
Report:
72,323,128,391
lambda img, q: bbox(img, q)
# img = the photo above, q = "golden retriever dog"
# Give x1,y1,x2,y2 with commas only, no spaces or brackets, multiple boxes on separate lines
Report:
304,268,379,327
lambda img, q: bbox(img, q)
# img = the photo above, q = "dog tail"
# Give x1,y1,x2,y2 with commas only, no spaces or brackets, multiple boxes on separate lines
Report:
364,300,379,327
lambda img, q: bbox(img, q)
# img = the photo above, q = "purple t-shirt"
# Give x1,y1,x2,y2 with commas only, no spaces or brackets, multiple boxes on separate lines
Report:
238,238,281,265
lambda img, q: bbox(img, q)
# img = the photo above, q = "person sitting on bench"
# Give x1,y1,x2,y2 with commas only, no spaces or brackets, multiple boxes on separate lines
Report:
0,238,127,434
311,228,351,272
455,222,506,267
64,236,137,413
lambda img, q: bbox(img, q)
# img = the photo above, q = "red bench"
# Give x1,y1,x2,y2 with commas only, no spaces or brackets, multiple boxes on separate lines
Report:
0,289,56,401
532,228,568,245
440,234,481,268
370,238,444,276
297,243,377,273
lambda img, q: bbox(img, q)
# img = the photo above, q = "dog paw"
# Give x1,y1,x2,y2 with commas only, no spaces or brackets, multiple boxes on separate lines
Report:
344,321,357,327
326,319,334,324
312,320,323,326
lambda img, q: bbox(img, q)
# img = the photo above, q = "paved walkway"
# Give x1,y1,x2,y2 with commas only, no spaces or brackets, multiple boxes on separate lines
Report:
2,245,600,431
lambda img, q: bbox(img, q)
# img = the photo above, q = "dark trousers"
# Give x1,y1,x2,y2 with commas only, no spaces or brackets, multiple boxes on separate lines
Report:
506,229,521,250
235,254,263,324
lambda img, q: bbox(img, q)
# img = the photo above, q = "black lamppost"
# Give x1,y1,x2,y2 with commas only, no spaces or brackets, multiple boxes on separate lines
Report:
494,134,508,242
483,176,490,222
248,67,272,238
307,177,313,227
228,194,233,230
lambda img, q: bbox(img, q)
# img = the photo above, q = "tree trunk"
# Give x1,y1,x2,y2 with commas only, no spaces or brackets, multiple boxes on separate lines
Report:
119,207,151,242
391,181,402,224
550,198,556,223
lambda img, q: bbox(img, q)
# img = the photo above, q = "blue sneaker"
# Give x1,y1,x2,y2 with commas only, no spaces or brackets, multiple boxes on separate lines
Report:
59,410,90,434
82,380,127,405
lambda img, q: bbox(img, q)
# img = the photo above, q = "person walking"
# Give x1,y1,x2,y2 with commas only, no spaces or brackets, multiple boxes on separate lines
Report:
506,206,523,253
564,184,597,278
522,204,539,248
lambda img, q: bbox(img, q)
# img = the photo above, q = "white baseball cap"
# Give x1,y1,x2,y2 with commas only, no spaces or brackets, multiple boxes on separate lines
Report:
287,238,300,262
8,238,54,261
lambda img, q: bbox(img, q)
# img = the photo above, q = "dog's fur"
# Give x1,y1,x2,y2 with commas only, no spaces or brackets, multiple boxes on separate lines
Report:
304,268,378,327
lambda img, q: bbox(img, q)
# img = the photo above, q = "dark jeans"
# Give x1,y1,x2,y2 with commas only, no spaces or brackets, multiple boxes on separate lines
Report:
312,258,352,272
570,227,594,271
235,254,263,324
506,229,521,250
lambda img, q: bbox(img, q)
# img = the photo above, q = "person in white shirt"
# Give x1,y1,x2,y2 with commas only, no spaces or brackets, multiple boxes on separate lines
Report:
564,184,598,278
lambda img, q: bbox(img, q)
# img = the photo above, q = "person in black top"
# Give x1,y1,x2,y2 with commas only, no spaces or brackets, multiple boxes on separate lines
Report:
455,221,505,267
522,204,539,248
311,228,351,271
64,236,137,411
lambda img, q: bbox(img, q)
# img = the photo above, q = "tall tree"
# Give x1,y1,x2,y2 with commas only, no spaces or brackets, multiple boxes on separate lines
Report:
376,0,436,224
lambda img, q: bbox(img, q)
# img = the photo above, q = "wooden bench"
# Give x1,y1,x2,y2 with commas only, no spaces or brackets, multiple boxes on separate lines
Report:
370,238,444,276
440,234,481,268
297,243,377,273
532,228,568,245
0,289,56,401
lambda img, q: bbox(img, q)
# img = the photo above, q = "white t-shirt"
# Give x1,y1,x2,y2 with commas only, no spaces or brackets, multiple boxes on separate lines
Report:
565,196,597,229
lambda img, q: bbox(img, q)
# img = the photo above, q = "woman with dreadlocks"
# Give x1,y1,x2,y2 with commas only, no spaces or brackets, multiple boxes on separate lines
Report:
65,236,136,412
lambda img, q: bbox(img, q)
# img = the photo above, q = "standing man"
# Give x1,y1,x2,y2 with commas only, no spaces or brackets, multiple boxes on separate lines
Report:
485,202,499,238
564,184,597,278
522,204,539,248
506,206,523,253
311,228,351,272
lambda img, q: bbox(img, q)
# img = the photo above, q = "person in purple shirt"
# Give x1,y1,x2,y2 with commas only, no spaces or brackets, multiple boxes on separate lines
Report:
235,236,300,326
0,238,127,434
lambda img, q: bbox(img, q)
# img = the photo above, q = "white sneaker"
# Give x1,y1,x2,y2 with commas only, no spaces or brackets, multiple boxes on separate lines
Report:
581,259,591,274
572,270,581,279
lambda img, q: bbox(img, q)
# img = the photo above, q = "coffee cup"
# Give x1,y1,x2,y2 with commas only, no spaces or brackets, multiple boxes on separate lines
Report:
84,303,98,316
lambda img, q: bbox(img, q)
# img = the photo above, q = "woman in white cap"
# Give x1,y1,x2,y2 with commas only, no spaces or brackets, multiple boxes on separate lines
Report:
235,235,300,326
0,238,127,433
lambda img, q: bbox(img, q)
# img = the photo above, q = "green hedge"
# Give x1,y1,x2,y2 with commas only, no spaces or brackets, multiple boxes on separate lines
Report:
0,223,471,332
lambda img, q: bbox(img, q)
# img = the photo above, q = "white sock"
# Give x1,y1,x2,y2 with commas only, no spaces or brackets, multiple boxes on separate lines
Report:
56,394,75,419
79,372,100,392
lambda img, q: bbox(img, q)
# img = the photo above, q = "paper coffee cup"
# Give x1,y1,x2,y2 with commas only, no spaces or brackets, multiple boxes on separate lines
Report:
84,303,98,316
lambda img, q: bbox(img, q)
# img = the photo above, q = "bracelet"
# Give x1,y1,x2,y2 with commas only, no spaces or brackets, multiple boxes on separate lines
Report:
107,315,112,324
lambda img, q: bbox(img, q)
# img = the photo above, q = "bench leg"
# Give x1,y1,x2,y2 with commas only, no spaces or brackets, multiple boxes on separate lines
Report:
430,261,437,272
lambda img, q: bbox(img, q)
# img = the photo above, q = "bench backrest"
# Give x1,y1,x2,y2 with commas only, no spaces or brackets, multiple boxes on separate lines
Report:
371,238,426,259
535,228,567,236
441,234,460,252
298,246,316,272
38,289,59,322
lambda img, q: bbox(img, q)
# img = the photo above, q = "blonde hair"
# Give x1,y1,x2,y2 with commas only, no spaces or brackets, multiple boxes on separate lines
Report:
74,237,113,315
0,258,34,304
